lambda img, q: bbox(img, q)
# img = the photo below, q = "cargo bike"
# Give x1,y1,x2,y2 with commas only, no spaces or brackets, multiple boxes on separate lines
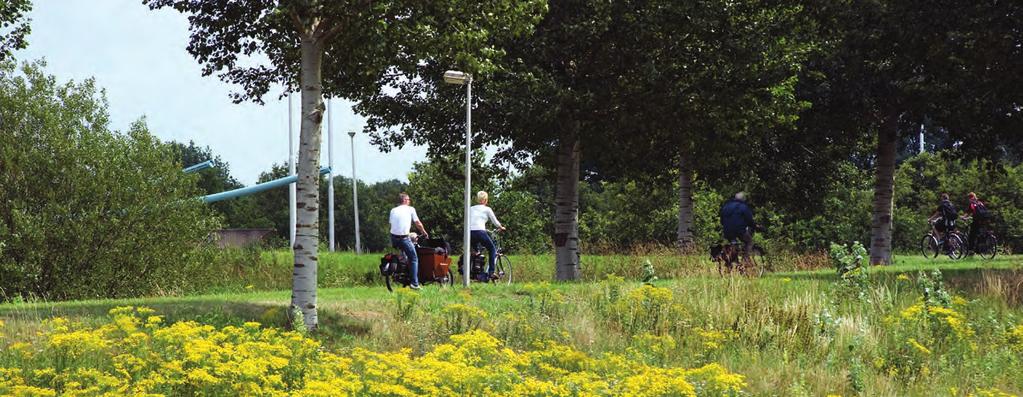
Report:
379,236,454,291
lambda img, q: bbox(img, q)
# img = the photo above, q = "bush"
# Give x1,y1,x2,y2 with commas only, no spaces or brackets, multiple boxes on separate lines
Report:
0,61,218,300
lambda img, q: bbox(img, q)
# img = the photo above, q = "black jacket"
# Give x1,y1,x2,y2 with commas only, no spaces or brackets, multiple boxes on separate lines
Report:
720,199,755,238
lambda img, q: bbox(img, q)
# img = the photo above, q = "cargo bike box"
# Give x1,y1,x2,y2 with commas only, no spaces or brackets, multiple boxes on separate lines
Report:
379,237,453,291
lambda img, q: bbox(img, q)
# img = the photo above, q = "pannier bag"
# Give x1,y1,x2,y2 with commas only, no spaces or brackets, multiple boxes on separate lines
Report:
379,253,400,276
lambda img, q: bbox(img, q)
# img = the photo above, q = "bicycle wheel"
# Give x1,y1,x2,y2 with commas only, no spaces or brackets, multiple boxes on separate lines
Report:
495,255,512,284
921,234,939,259
749,246,768,276
947,233,965,260
978,233,998,260
443,260,455,287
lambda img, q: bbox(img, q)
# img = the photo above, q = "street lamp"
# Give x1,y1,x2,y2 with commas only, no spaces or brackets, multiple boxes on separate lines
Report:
348,131,362,255
443,70,472,287
327,99,335,252
288,92,297,249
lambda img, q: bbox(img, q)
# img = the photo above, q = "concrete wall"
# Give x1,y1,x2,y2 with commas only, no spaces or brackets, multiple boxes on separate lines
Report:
213,229,275,248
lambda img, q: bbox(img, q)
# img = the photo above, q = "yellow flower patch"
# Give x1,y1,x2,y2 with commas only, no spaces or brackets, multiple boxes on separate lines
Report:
0,307,748,396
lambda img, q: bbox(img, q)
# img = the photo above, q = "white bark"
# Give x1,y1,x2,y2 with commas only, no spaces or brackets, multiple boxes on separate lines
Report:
676,153,695,250
554,137,581,281
291,35,325,331
869,115,898,265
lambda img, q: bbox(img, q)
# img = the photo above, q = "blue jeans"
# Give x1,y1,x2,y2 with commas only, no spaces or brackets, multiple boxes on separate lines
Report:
391,235,419,286
470,230,497,276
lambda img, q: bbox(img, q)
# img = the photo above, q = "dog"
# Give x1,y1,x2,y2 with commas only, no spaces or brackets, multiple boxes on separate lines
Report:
709,243,725,261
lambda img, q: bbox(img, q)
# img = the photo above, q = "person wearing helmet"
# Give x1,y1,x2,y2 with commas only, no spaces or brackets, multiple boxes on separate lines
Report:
928,193,958,248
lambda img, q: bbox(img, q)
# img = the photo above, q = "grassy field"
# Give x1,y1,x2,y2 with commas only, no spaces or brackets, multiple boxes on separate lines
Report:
181,247,1020,293
2,255,1022,395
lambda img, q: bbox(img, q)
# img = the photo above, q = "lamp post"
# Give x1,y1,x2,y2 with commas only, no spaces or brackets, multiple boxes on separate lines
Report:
327,99,335,252
288,92,297,249
349,131,362,255
443,70,472,287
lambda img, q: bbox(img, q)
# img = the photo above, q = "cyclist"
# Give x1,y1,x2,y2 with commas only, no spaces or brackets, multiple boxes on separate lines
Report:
389,192,429,290
719,192,755,258
962,192,992,252
927,193,958,249
470,191,506,281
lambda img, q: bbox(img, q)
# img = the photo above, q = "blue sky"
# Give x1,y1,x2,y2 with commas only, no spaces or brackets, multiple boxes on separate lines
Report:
16,0,428,185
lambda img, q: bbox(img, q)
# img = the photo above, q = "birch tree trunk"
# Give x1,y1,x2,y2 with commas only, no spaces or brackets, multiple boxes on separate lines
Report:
869,114,898,265
554,137,581,281
291,35,325,331
676,153,695,250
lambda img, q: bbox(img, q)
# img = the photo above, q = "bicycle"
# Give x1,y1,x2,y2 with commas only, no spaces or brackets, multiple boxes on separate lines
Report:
710,238,768,277
380,236,454,292
457,230,512,284
962,217,998,260
921,220,964,260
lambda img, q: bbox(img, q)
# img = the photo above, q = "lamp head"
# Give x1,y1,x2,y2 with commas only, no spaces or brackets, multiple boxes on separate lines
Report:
443,70,471,85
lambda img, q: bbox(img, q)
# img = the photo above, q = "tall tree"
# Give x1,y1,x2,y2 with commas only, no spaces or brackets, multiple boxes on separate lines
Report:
515,0,813,252
146,0,546,329
356,0,813,276
618,0,813,249
800,1,1023,264
357,0,632,280
0,0,30,61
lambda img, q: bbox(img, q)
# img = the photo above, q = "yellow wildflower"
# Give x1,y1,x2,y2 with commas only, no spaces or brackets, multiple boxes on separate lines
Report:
908,338,932,355
900,302,924,320
969,387,1018,397
186,368,220,386
1008,325,1023,352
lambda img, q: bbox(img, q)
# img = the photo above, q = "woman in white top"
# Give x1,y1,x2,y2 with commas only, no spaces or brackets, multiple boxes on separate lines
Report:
470,191,506,281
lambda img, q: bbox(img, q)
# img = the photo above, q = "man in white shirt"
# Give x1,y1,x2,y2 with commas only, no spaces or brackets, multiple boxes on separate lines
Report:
389,192,429,289
470,191,506,281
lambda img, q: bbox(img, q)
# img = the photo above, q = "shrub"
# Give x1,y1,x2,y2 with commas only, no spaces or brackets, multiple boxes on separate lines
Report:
0,61,218,300
829,241,867,276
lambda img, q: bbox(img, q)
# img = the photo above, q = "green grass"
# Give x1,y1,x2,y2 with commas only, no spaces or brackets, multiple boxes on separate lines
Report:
226,249,1023,292
2,255,1022,396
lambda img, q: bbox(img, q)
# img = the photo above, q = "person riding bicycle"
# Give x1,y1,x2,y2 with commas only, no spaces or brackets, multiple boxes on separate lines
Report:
719,192,755,257
389,192,429,290
962,192,992,252
928,193,958,247
470,191,506,282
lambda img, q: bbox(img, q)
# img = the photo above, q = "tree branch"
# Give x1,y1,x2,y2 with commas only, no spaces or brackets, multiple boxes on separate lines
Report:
289,8,306,36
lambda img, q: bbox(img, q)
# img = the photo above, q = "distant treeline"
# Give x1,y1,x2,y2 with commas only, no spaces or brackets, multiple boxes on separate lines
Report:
192,145,1022,256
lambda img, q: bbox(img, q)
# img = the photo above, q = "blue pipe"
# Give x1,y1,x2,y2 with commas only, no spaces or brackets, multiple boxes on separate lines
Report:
183,160,214,173
201,167,331,203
